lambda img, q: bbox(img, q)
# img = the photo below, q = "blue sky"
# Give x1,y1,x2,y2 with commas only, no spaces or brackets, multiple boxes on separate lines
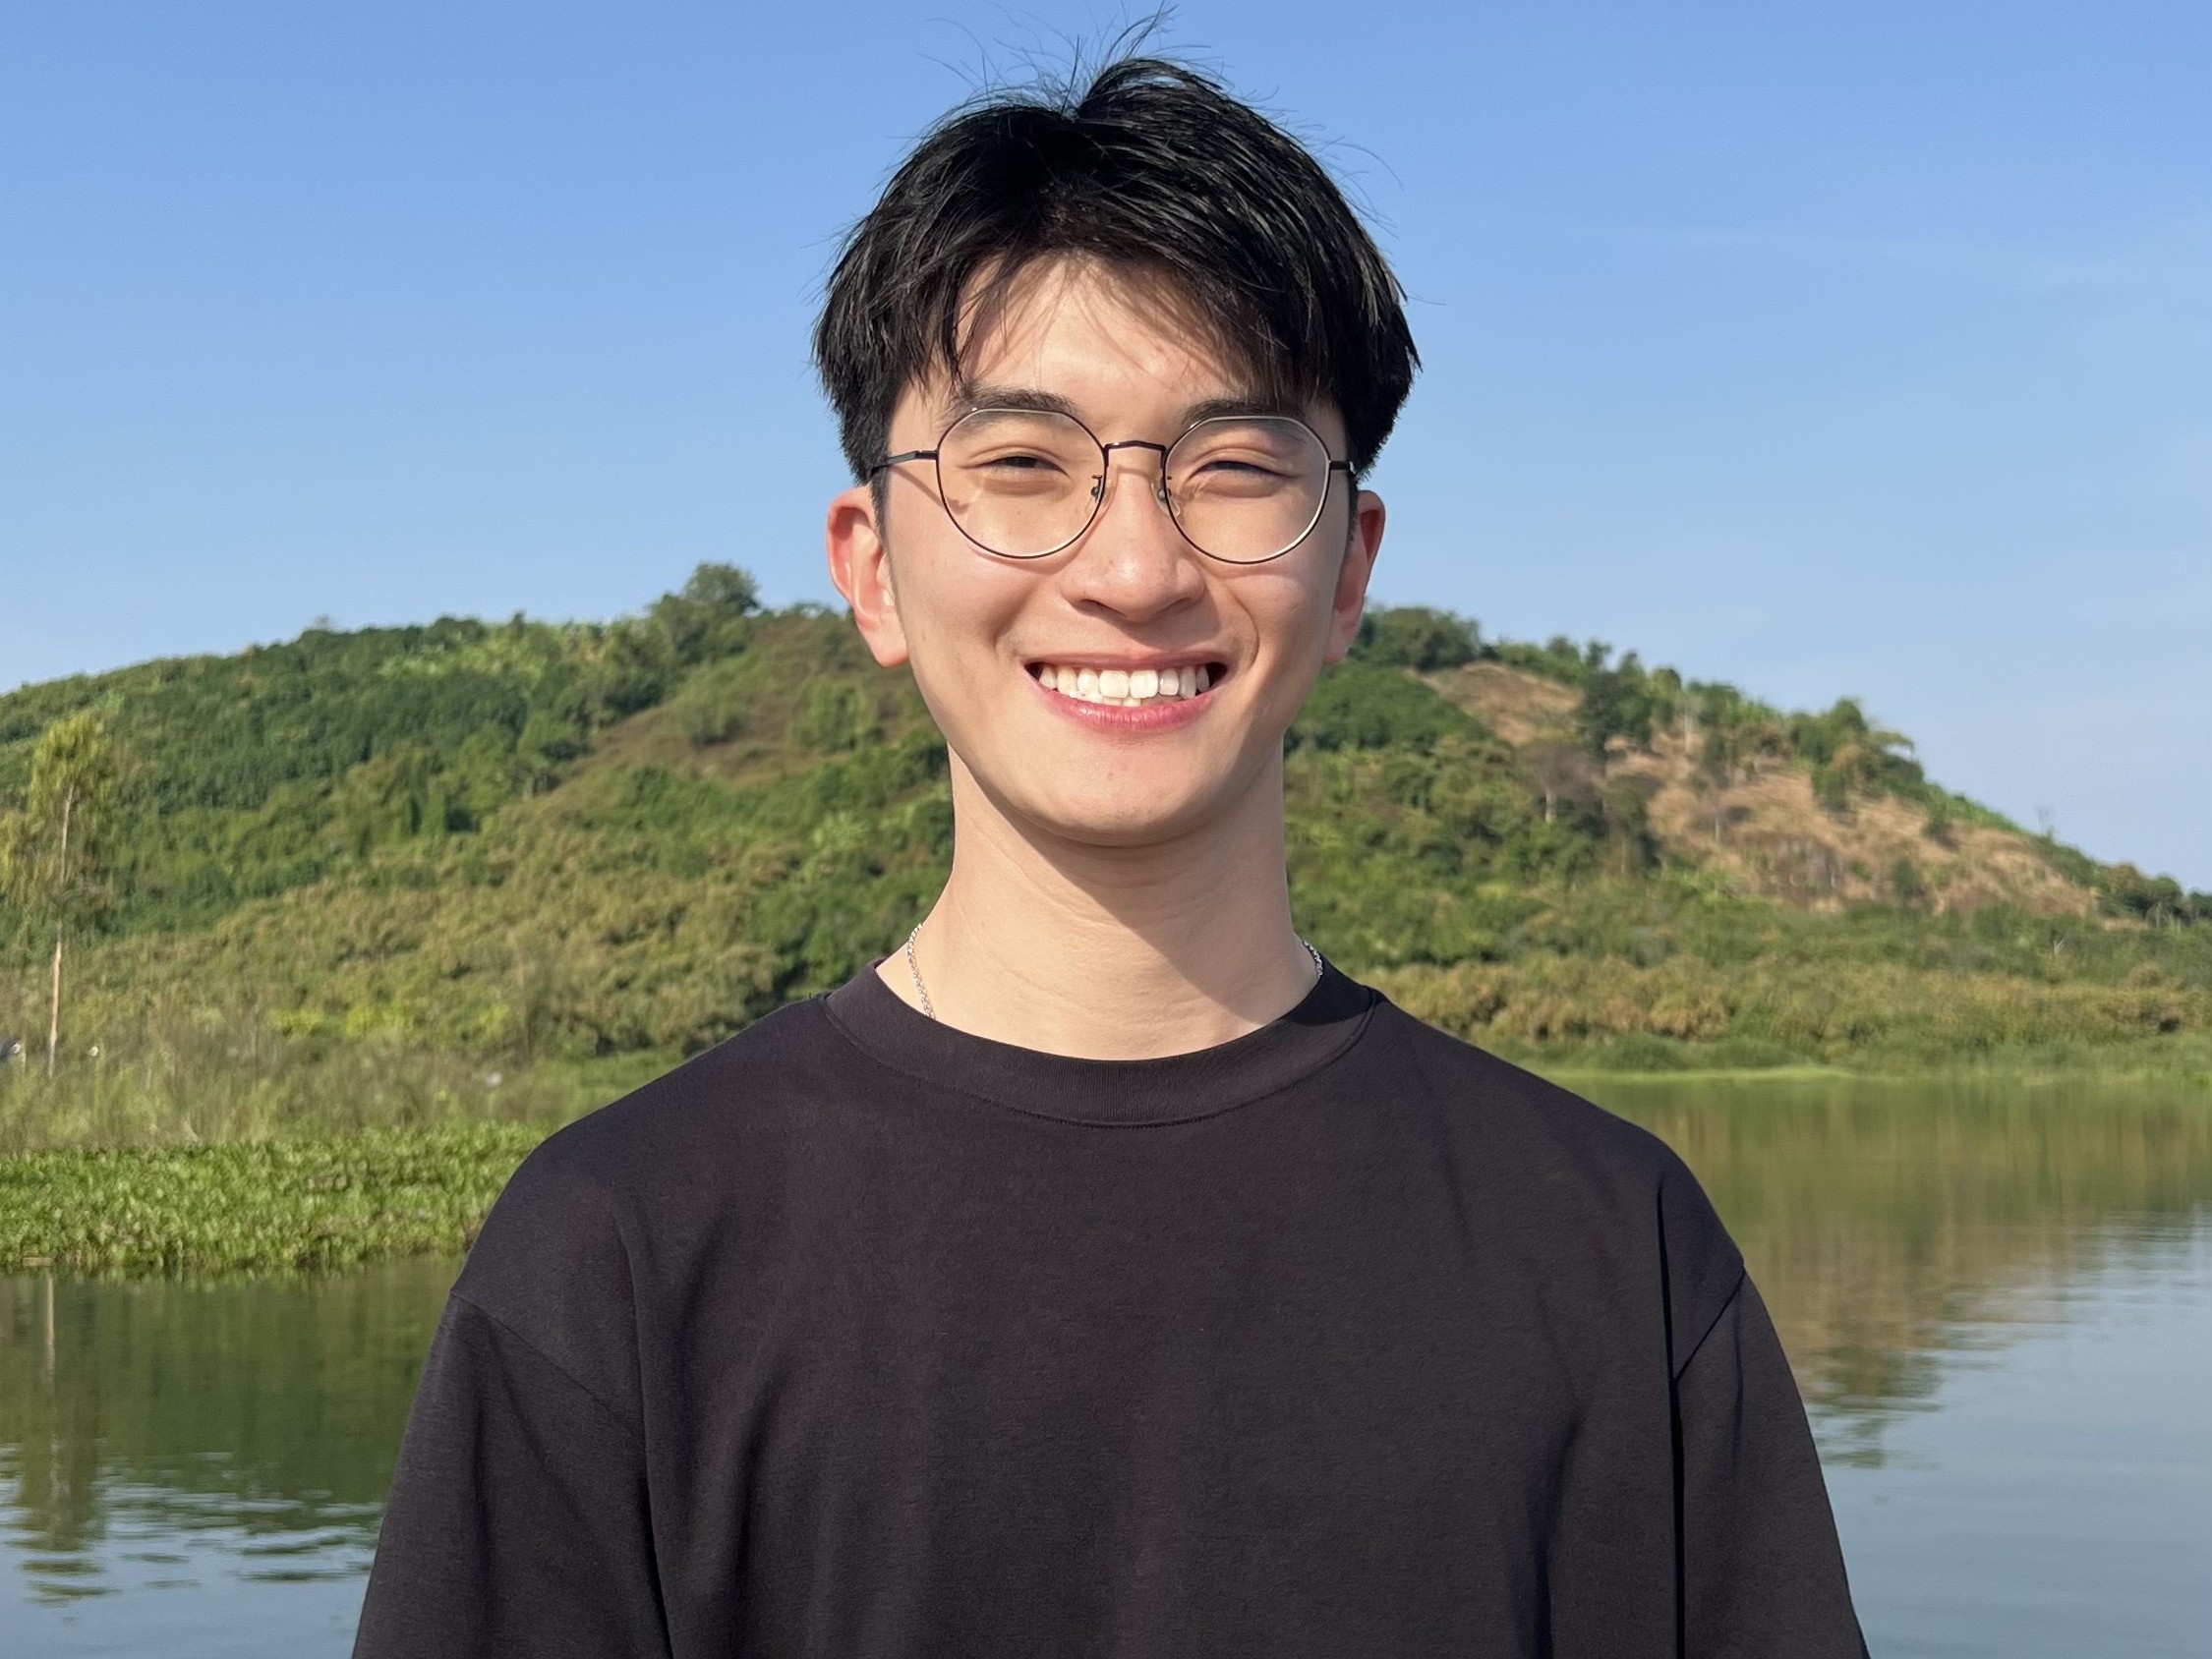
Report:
4,2,2206,887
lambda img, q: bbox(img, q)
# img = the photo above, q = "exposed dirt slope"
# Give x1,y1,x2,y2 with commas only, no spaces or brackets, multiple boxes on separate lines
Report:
1427,662,2092,917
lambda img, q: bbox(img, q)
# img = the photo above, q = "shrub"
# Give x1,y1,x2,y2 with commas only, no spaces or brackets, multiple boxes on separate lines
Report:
671,658,753,747
1289,664,1480,753
1353,606,1480,670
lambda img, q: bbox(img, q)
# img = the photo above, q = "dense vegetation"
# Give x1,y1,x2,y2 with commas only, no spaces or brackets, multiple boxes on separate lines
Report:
0,565,761,935
2,566,2207,1167
0,1125,544,1276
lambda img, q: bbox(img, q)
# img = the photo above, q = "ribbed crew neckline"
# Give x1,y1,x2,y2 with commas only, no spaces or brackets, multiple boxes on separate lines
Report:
822,957,1378,1126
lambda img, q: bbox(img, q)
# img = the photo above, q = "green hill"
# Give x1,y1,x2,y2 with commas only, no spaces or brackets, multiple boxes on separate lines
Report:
3,565,2207,1151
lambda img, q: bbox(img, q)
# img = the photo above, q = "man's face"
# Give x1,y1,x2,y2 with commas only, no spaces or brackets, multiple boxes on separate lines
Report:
827,258,1384,850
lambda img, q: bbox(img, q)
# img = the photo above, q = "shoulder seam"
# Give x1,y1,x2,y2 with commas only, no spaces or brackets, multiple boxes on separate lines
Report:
449,1289,645,1446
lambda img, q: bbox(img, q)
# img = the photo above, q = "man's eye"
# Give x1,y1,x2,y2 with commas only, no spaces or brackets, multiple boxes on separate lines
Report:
1190,457,1289,480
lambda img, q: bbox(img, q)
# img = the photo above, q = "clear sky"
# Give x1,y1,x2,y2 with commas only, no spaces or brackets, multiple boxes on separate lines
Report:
4,2,2206,887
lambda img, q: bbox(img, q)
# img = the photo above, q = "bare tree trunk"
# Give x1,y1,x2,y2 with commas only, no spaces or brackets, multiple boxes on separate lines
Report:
46,787,74,1081
47,928,62,1080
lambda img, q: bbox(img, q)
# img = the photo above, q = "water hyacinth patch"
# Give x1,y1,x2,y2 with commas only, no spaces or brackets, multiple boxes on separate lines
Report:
0,1124,547,1278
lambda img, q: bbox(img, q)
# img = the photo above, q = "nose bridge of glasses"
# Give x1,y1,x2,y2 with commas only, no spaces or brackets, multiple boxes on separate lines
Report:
1090,437,1174,508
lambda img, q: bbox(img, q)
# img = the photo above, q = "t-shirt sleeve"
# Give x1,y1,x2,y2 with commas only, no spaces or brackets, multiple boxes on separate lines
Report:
1675,1275,1868,1658
351,1292,672,1659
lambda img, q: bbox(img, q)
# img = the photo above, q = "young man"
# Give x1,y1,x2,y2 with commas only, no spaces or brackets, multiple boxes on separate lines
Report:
355,60,1865,1658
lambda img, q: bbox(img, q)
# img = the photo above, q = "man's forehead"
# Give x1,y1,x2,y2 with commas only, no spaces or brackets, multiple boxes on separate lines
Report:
889,256,1344,442
928,258,1275,402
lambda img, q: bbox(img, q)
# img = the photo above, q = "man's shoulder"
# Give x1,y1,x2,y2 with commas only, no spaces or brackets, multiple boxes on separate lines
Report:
1362,993,1690,1188
451,995,858,1320
1357,992,1744,1349
516,993,847,1188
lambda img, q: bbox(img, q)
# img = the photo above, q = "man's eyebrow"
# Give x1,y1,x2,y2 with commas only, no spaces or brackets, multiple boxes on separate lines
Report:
1179,394,1302,424
946,384,1084,421
945,385,1303,428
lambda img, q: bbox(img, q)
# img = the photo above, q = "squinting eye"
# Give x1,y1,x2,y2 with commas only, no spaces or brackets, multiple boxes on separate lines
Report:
1187,456,1291,480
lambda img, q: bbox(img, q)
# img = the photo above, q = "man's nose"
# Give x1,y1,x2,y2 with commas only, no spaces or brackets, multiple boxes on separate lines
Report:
1060,446,1205,621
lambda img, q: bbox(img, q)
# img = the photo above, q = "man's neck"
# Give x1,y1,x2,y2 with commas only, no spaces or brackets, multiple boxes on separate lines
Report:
878,754,1316,1059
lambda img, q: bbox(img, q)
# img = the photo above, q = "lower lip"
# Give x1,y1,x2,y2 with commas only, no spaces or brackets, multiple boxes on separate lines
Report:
1028,673,1215,732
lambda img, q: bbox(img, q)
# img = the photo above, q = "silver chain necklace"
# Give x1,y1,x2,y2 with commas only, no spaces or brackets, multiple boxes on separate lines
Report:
902,923,1322,1023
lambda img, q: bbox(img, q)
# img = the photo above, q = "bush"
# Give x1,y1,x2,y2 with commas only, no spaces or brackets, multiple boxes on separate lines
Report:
2099,864,2211,927
671,658,753,747
1353,607,1480,670
1289,664,1481,753
797,681,882,753
1891,858,1927,907
1372,955,2212,1067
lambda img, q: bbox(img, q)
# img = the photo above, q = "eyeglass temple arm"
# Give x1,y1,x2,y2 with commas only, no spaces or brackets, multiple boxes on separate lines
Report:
866,449,939,477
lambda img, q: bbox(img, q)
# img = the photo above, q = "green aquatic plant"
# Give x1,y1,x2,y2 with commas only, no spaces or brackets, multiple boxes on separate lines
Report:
0,1123,547,1277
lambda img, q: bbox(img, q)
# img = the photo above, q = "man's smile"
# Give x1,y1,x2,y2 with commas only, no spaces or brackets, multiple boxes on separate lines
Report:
1024,658,1224,707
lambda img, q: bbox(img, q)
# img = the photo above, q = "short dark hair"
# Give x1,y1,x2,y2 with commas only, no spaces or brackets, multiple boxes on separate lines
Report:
814,57,1419,484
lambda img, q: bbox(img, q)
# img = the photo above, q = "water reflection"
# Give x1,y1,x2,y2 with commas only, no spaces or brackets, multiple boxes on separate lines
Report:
1,1260,449,1622
1589,1076,2212,1463
2,1083,2208,1656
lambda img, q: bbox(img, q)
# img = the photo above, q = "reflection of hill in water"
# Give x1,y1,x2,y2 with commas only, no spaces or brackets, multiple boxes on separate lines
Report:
1591,1078,2212,1462
5,1084,2211,1581
0,1259,449,1595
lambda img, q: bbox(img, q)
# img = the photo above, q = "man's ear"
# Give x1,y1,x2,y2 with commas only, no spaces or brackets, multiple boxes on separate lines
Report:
827,483,910,668
1321,488,1386,664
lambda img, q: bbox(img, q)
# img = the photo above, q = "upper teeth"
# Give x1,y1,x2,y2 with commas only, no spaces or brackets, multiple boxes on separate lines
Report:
1037,663,1209,706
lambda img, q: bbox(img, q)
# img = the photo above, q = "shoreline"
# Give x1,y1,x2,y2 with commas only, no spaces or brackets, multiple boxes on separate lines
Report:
1543,1061,2212,1090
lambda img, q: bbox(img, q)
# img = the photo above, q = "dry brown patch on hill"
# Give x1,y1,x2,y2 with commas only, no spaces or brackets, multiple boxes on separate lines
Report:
1426,660,2093,918
1426,661,1580,744
1618,732,2091,916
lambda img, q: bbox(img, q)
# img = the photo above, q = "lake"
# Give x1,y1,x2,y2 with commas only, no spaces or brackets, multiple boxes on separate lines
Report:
5,1077,2209,1656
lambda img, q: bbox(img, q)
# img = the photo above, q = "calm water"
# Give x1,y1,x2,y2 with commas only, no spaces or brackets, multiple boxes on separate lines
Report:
4,1079,2209,1656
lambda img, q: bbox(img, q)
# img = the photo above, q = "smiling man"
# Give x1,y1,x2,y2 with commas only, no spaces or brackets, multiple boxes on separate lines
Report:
355,58,1865,1659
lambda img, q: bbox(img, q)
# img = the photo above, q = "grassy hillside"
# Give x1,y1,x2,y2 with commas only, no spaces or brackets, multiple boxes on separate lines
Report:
2,568,2207,1152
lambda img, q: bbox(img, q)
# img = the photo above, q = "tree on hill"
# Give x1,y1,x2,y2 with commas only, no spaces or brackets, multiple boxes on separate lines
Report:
2099,864,2212,928
649,562,760,663
1522,740,1598,825
1788,698,1921,811
1576,650,1659,765
1353,607,1480,670
0,712,121,1077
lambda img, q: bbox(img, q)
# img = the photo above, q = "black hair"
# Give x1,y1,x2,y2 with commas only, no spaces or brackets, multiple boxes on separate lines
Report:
814,57,1418,484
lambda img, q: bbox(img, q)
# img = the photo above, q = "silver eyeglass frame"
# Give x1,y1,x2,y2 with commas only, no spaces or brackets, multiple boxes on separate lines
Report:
867,407,1356,565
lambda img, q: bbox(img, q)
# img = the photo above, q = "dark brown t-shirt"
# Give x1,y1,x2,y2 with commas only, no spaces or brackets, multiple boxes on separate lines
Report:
354,962,1865,1657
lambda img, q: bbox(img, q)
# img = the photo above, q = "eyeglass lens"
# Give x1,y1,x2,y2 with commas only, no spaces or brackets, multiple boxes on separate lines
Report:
935,410,1331,562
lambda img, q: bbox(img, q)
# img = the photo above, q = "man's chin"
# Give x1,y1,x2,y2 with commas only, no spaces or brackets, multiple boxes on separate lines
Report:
1000,786,1220,852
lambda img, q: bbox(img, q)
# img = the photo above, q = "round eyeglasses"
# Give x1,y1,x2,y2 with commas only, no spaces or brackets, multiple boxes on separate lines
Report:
868,408,1354,565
